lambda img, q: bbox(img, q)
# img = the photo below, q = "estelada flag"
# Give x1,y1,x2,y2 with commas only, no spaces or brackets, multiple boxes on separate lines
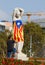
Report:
13,20,24,42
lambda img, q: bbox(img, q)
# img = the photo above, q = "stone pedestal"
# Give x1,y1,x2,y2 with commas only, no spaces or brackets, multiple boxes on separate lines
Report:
14,42,28,61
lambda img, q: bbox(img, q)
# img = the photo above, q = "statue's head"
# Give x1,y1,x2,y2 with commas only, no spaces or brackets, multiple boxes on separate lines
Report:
12,8,24,21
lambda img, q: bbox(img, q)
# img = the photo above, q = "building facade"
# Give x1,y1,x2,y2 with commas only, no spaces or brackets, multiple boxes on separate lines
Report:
0,21,12,32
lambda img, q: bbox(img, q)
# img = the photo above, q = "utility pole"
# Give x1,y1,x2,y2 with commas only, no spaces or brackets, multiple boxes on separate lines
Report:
30,35,32,57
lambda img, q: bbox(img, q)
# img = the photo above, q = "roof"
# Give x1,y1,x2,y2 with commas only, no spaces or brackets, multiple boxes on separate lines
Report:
4,22,12,27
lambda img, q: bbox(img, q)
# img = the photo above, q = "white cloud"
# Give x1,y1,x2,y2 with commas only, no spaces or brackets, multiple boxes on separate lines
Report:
0,10,9,20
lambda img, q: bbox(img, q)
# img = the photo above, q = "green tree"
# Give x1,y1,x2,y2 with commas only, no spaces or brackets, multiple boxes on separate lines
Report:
0,29,11,57
22,22,43,57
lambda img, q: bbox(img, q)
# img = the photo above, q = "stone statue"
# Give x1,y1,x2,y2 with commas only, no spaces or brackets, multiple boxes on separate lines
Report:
12,8,28,60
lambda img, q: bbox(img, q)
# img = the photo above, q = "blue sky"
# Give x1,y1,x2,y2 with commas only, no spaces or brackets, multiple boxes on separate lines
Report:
0,0,45,22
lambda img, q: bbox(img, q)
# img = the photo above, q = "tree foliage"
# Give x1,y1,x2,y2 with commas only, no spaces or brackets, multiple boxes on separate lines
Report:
0,30,10,57
22,22,43,57
0,22,44,58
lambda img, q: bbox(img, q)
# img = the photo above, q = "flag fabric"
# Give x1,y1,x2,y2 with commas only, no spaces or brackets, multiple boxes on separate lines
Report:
13,20,24,42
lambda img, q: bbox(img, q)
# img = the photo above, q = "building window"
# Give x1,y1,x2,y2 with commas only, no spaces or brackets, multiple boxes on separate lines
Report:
0,25,5,32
